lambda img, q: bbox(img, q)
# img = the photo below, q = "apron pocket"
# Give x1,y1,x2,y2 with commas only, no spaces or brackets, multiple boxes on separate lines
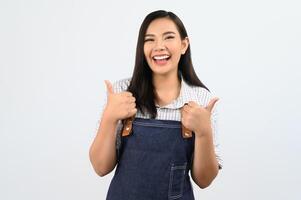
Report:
168,162,187,199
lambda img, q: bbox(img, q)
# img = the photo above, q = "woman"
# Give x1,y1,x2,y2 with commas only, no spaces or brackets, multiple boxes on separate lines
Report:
89,10,222,200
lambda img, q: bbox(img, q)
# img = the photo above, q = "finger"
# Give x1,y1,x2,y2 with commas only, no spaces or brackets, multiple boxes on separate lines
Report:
104,80,114,94
187,101,199,107
181,116,185,123
129,108,137,116
129,102,136,109
181,106,189,115
184,104,192,112
124,97,135,104
128,97,136,103
122,91,133,97
181,116,187,126
206,97,219,112
183,106,189,113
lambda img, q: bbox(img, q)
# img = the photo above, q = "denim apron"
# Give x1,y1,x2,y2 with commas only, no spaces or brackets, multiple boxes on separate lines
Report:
106,117,195,200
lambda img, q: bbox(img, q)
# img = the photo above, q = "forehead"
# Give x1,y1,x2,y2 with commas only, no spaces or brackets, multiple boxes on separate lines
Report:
145,18,179,35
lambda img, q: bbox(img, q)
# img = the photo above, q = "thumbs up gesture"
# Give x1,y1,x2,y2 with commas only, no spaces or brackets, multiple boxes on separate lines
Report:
103,80,137,123
181,97,219,138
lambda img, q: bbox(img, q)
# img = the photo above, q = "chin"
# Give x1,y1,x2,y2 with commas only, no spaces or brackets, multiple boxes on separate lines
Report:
152,68,176,77
148,61,177,76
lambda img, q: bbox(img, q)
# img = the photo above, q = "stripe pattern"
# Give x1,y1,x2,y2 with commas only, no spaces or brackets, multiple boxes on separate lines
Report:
97,76,222,169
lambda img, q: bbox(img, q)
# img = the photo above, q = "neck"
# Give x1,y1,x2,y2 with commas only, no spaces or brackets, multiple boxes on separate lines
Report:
153,74,180,90
152,72,181,106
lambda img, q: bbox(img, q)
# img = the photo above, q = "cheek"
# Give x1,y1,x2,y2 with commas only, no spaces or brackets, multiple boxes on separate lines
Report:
169,44,182,58
143,46,151,59
170,51,181,63
143,46,147,57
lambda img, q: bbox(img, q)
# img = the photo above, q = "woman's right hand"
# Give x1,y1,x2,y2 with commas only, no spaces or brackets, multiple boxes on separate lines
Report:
103,80,137,123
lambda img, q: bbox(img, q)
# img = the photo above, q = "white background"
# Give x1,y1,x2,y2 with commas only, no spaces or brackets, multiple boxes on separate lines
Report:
1,0,300,199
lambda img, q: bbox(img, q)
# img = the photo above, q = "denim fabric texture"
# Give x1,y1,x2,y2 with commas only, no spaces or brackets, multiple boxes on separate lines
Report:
106,118,195,200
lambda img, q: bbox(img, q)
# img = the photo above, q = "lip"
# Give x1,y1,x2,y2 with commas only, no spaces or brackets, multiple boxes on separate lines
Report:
151,54,171,66
151,54,171,59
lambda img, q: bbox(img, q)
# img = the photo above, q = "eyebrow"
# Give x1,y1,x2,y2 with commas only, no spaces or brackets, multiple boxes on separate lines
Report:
144,31,176,37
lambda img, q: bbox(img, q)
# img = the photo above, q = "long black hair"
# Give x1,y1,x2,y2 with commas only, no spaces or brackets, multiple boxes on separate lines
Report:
128,10,209,119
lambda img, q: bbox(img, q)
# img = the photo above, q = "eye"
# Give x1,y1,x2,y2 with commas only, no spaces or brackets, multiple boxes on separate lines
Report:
144,38,154,42
165,36,175,40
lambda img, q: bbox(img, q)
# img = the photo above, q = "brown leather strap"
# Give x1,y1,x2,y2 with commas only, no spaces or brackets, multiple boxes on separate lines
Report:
181,124,192,138
121,116,135,136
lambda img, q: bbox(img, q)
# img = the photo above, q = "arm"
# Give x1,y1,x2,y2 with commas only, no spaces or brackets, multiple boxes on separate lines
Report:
191,128,219,188
181,98,221,188
89,110,119,177
89,80,137,177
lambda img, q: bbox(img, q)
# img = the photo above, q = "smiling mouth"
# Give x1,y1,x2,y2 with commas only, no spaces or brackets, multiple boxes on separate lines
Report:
152,55,171,65
152,55,171,61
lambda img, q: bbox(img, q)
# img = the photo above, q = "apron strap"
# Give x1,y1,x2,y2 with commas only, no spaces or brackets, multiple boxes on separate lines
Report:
121,117,192,138
121,116,135,136
182,124,192,138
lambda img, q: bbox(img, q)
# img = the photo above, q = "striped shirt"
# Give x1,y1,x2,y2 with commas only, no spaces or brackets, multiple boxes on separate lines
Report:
97,76,222,169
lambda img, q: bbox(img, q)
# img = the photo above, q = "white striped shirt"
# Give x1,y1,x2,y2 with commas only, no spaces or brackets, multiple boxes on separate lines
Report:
97,76,222,169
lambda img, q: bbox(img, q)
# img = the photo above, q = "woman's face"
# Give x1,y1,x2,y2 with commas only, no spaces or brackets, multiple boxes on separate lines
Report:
144,17,189,77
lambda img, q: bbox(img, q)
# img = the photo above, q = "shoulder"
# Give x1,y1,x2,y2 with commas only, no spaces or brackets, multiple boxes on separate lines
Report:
111,77,132,93
183,81,214,107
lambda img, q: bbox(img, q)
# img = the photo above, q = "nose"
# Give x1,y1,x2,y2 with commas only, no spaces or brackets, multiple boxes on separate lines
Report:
154,46,166,52
153,39,166,52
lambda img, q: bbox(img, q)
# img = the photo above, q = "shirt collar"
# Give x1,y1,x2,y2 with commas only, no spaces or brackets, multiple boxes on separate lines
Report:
155,74,193,109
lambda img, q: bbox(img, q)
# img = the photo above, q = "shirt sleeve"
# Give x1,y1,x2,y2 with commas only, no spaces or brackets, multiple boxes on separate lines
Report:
210,100,223,170
196,88,223,170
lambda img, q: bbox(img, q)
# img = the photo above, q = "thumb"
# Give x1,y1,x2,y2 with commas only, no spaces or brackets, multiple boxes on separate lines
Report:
206,97,219,112
104,80,114,94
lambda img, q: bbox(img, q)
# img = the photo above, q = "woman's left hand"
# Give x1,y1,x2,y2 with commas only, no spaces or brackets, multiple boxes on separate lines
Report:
181,97,219,138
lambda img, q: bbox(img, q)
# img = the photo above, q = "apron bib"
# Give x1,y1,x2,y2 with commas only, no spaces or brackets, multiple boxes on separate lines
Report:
106,118,195,200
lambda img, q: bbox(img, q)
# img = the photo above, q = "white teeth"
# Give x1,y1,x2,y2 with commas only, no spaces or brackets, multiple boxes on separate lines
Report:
153,55,170,60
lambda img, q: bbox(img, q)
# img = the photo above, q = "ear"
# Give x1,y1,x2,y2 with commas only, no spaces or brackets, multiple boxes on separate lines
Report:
181,37,189,55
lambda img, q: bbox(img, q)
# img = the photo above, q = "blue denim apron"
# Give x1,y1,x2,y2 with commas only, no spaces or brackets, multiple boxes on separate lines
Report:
106,117,195,200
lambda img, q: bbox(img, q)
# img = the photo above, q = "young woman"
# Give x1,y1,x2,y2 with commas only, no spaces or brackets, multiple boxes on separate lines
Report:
89,10,222,200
